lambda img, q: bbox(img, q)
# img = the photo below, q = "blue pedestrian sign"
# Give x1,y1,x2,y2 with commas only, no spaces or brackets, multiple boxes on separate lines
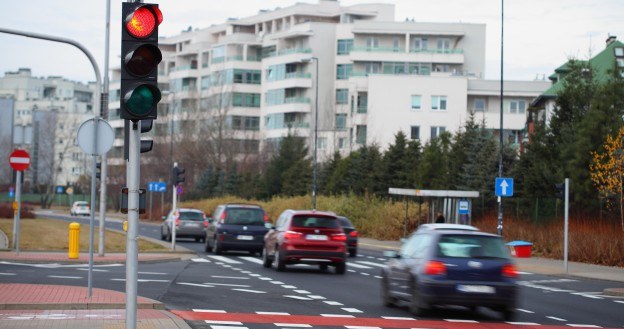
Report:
9,187,15,198
458,200,470,214
495,177,514,197
148,181,167,193
55,186,65,194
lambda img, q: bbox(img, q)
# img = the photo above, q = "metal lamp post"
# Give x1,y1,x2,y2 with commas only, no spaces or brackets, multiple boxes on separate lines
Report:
304,57,319,209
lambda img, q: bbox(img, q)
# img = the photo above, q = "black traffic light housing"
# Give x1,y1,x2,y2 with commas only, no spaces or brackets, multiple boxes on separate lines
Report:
120,2,162,121
554,183,565,199
173,166,185,186
96,162,102,180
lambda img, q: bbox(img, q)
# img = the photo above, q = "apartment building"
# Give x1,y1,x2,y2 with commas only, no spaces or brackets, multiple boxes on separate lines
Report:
0,68,95,186
107,0,548,168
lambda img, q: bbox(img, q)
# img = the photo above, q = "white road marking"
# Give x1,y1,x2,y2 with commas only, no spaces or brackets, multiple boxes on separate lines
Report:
0,273,16,276
323,301,343,306
211,276,249,280
355,261,385,268
341,308,363,313
48,275,82,279
516,309,535,314
111,279,169,283
249,274,261,277
138,271,168,275
191,258,211,263
360,272,370,276
239,257,263,264
547,316,567,321
321,314,355,318
567,325,602,328
207,256,242,264
307,295,325,300
376,258,386,261
232,288,266,294
205,320,244,325
209,326,248,329
615,301,624,304
507,322,540,325
241,271,252,274
222,265,233,268
256,312,290,315
282,285,297,289
76,268,109,272
178,282,215,288
270,281,285,284
572,293,603,299
193,309,226,313
294,290,311,294
203,282,251,287
347,263,372,269
259,277,272,280
445,319,478,323
347,270,357,273
284,295,312,300
274,323,311,328
345,326,381,329
518,271,534,275
374,276,382,279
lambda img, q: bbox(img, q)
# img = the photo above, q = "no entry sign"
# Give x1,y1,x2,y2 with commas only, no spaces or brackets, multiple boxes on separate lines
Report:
9,149,30,171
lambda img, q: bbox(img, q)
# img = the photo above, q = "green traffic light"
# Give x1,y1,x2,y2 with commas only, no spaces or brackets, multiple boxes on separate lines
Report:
125,85,161,116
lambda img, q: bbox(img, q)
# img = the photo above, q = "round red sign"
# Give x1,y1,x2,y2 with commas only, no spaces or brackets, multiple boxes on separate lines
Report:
9,149,30,171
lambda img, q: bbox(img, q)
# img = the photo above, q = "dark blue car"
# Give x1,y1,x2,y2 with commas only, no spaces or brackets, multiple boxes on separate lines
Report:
381,224,518,321
204,204,270,255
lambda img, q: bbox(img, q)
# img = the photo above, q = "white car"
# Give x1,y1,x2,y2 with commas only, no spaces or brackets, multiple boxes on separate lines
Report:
70,201,90,216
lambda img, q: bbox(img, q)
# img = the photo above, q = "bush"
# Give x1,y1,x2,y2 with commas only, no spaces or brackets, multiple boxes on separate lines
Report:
0,203,35,219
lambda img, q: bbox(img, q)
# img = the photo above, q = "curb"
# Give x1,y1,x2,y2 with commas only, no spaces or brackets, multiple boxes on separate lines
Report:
604,288,624,297
0,301,165,310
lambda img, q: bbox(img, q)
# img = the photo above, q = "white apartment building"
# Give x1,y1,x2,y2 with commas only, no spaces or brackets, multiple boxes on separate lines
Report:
107,0,549,167
0,68,96,186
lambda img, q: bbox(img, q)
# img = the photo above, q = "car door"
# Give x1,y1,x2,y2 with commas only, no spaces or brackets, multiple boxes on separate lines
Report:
265,212,287,256
389,233,431,299
207,206,223,246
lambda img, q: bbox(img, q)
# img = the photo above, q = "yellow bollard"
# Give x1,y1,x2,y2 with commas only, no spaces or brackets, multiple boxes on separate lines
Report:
68,222,80,259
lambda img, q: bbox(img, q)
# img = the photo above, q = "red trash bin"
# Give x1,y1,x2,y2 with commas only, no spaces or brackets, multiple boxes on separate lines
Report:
506,241,533,258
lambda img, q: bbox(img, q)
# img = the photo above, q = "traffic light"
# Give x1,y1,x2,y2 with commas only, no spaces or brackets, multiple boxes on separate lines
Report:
96,162,102,180
140,119,154,153
173,166,185,186
554,183,565,199
120,2,163,121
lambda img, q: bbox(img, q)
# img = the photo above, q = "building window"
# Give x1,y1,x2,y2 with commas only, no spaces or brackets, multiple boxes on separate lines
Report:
356,125,367,144
232,93,261,107
474,98,485,112
437,38,451,52
617,58,624,68
509,99,526,114
366,37,379,50
392,37,400,52
357,93,368,113
615,47,623,57
364,62,380,74
412,38,428,51
335,114,347,129
338,138,346,149
336,89,348,104
411,95,421,110
337,39,353,55
410,126,420,140
431,96,447,111
431,126,446,139
318,137,327,150
336,64,352,80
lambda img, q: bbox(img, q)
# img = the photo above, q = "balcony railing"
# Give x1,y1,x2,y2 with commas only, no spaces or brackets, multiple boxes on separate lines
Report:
409,48,464,54
263,48,312,58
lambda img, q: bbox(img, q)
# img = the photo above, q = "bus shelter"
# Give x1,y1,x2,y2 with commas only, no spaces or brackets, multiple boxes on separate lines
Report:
389,188,479,236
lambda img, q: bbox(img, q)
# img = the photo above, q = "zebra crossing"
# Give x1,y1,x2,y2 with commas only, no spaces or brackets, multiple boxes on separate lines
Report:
190,255,388,270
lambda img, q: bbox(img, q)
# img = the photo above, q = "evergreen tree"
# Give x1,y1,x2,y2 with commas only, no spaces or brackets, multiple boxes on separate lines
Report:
418,132,452,189
319,152,341,195
383,131,410,189
260,134,310,198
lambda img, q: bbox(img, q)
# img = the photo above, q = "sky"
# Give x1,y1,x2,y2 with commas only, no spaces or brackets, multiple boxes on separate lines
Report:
0,0,621,84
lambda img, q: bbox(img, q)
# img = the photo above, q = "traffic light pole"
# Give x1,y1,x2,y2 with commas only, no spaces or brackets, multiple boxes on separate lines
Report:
171,162,178,251
563,178,569,273
126,120,141,329
99,0,112,257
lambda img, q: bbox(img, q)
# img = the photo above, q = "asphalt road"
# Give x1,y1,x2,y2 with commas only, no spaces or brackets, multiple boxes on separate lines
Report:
1,212,623,329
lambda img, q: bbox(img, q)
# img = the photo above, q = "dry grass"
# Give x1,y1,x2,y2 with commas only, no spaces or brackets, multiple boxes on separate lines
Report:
475,213,624,267
0,218,166,252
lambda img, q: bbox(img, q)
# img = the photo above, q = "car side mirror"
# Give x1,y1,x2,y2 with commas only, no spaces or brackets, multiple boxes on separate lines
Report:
265,222,274,229
161,216,166,221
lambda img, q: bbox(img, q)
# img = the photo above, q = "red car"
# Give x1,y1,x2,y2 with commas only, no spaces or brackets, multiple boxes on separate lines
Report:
262,210,347,274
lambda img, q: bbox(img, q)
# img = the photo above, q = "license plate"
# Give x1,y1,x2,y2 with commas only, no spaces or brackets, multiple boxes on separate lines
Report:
185,222,200,227
306,234,327,241
457,285,495,294
237,235,253,240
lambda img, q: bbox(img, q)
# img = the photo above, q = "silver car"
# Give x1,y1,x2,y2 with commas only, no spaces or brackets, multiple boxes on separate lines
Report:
160,208,207,242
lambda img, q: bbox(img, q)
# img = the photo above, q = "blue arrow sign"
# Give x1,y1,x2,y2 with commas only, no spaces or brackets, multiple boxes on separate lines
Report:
495,177,514,197
148,181,167,193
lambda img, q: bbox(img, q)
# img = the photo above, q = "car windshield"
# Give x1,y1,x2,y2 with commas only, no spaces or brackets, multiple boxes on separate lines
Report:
179,211,204,221
75,202,88,207
436,234,509,259
225,208,265,226
338,217,353,228
292,215,339,229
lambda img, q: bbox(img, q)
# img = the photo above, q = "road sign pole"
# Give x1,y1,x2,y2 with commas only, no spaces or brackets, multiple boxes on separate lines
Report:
171,165,177,251
13,171,22,255
564,178,569,273
149,191,153,221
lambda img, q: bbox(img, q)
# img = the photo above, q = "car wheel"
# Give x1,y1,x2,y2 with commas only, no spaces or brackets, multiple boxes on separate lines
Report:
204,236,211,252
195,237,201,243
409,280,429,316
319,264,329,271
166,229,172,242
349,249,357,257
262,247,272,268
160,227,166,241
502,308,515,321
381,274,397,307
212,238,223,255
335,262,346,274
275,248,286,272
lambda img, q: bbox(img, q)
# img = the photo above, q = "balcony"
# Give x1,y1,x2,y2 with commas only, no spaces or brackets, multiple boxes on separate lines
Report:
350,47,464,64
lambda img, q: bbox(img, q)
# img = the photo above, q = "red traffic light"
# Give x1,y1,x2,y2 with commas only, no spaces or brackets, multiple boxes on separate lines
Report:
124,44,162,77
125,5,162,39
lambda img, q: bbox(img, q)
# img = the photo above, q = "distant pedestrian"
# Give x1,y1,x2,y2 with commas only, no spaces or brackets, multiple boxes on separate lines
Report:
435,212,445,223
